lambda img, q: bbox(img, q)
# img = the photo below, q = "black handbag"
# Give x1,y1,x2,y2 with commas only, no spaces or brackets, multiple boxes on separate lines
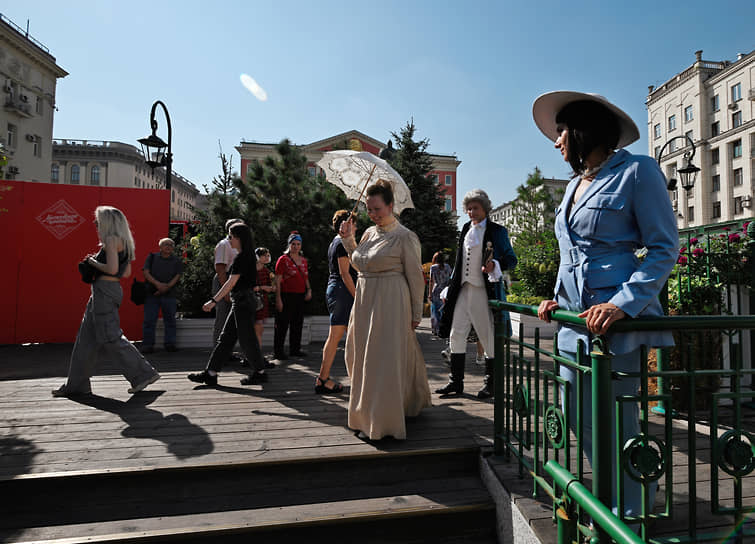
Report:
78,259,98,284
131,279,148,305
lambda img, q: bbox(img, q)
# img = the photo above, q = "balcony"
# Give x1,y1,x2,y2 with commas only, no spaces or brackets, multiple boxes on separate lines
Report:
4,98,32,118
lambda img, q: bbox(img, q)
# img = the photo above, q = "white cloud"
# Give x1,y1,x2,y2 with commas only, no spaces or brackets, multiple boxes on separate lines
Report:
240,74,268,102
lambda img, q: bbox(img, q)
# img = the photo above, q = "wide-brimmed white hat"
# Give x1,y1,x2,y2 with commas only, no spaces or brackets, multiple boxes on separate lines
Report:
532,91,640,149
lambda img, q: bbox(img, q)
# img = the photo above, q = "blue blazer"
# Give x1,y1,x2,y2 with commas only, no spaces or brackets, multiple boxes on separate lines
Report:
553,149,678,355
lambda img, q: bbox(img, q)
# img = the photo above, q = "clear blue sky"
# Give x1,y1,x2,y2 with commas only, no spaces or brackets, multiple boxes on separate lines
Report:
5,1,754,216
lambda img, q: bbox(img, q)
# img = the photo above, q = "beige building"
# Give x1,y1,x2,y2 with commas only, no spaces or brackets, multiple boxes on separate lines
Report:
490,177,569,241
236,129,461,214
52,139,201,221
0,15,67,181
647,49,755,228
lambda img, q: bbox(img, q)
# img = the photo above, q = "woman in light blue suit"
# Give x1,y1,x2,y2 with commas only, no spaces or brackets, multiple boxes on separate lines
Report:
534,92,678,519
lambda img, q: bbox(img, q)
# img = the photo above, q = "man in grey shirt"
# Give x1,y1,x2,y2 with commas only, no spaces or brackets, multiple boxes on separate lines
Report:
142,238,182,353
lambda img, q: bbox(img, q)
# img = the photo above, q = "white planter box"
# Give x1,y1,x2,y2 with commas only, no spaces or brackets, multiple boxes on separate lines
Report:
509,312,557,340
153,315,332,349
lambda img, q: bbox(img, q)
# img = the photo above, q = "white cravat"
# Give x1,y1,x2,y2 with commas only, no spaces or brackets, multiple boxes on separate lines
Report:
464,219,486,249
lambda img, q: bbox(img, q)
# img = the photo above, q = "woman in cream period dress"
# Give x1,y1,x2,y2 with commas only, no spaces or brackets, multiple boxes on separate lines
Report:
339,179,432,440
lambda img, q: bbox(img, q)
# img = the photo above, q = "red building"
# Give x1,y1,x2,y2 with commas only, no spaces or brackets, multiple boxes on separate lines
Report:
236,130,460,213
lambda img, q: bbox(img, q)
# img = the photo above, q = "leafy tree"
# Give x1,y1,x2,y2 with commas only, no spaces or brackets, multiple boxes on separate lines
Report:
511,168,562,298
388,120,458,262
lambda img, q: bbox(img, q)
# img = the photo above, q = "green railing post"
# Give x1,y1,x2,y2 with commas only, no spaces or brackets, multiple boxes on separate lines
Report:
493,307,506,456
591,339,613,543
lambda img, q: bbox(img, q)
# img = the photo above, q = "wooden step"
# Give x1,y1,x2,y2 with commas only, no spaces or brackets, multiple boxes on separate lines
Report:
0,447,497,543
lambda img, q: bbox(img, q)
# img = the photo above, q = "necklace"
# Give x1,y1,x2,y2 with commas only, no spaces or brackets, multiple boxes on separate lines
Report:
581,151,615,180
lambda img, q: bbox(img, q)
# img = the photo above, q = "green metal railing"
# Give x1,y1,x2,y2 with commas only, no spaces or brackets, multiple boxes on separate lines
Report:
490,300,755,544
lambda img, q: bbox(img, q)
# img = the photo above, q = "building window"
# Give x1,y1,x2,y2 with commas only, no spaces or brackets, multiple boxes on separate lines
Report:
711,121,720,137
688,206,694,222
732,111,742,128
712,201,721,219
445,196,453,212
666,164,677,181
733,168,743,186
51,164,59,183
668,114,676,132
712,174,720,192
172,190,175,202
35,96,43,115
32,137,41,157
684,105,693,122
668,139,677,153
90,165,100,185
731,82,742,102
307,166,316,177
734,196,743,215
685,130,693,144
6,123,16,148
653,123,661,139
445,174,452,186
71,165,80,184
670,188,678,201
711,94,720,112
711,148,719,165
429,174,439,184
732,139,742,159
135,177,140,187
654,146,661,160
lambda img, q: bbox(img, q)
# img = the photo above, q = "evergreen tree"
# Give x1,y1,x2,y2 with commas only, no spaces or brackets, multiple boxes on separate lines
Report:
389,120,458,262
234,139,351,315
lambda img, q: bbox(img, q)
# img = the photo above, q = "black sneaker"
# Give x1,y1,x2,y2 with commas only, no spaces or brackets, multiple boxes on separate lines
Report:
240,371,268,385
187,371,217,386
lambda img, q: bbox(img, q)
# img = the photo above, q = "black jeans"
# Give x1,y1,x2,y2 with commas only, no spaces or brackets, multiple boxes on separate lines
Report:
274,291,305,355
207,292,264,372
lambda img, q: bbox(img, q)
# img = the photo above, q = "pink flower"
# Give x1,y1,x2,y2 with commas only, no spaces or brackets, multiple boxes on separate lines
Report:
677,255,688,265
689,237,699,245
679,246,687,253
692,248,704,257
723,227,731,231
743,221,751,231
729,233,741,243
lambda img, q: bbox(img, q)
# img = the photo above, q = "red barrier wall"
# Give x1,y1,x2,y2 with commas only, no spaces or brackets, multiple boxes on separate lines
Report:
0,180,169,344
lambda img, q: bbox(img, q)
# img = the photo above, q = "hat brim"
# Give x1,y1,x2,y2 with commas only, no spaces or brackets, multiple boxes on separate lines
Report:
532,91,640,149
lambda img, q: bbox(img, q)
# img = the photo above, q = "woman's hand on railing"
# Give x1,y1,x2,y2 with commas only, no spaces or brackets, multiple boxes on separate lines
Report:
537,300,560,322
578,303,626,335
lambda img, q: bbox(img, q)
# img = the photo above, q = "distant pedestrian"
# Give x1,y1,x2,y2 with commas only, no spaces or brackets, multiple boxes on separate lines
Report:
141,238,182,353
188,223,267,386
427,251,451,336
273,231,312,360
53,206,160,397
253,247,275,355
315,210,357,394
212,218,243,346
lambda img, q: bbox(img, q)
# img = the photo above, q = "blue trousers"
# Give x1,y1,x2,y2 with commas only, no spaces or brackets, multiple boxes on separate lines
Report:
559,348,657,518
142,295,177,347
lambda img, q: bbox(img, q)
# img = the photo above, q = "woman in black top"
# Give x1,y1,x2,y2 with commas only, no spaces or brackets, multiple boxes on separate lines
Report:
188,223,267,386
315,210,357,394
52,206,160,397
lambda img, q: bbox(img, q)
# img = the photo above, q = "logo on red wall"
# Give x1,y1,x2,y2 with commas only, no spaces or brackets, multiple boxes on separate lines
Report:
36,199,86,240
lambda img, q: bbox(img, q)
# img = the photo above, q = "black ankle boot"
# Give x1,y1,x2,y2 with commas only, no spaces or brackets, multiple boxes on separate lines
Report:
436,353,465,395
477,358,495,399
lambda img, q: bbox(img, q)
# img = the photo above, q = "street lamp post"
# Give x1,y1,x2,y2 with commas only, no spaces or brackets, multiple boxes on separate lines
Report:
138,100,173,194
653,134,701,416
656,134,701,194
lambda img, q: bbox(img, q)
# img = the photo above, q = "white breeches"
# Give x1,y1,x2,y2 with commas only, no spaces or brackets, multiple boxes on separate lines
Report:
449,283,495,358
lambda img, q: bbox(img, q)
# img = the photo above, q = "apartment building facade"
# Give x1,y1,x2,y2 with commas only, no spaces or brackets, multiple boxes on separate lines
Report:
52,139,201,221
0,14,67,182
647,49,755,228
